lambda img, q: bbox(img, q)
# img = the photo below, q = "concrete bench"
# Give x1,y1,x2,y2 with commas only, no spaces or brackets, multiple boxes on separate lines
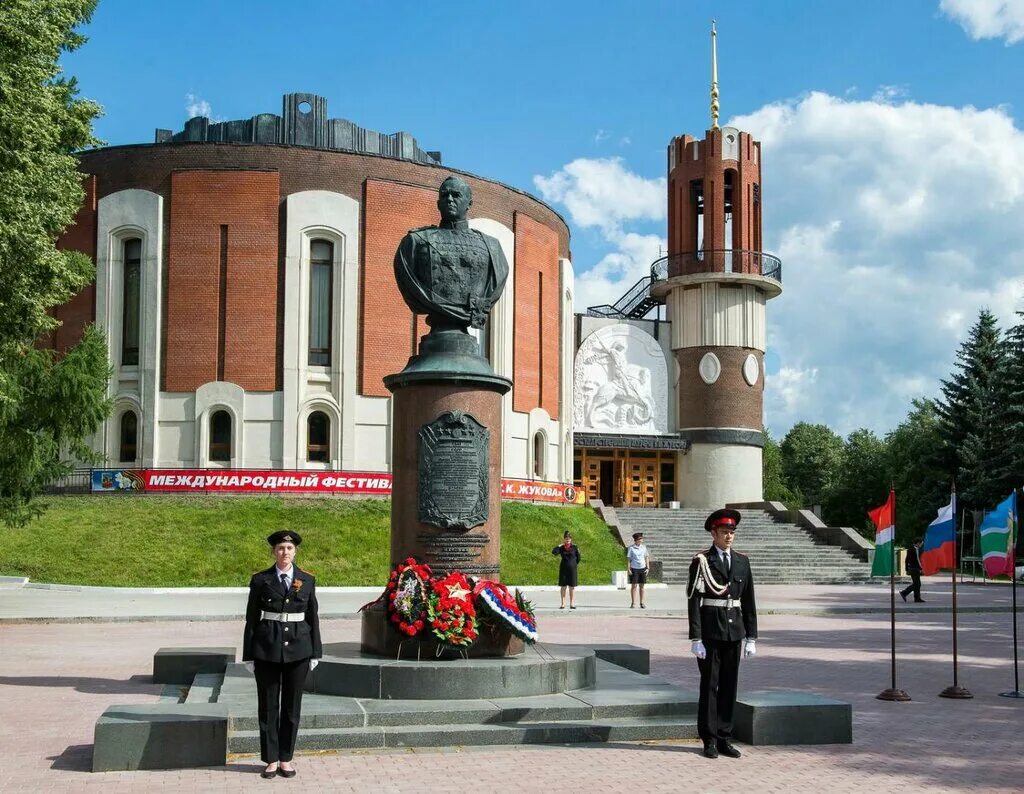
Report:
590,644,650,675
734,691,852,745
153,646,235,685
93,703,228,771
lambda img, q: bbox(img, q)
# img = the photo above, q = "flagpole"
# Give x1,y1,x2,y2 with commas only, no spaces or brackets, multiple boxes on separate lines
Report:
878,486,910,701
999,488,1022,699
941,482,972,699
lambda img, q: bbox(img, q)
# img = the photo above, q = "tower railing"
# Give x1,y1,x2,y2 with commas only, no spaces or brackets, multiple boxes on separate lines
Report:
649,250,782,284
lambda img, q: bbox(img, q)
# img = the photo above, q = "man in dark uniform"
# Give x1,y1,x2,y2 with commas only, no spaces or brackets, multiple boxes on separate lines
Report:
900,537,925,602
243,530,322,778
687,508,758,759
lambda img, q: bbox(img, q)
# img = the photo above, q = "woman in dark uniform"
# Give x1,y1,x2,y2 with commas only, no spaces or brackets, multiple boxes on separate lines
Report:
242,530,322,779
552,531,581,609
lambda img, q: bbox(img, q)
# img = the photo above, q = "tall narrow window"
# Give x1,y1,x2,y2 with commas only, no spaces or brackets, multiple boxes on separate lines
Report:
308,239,333,366
119,411,138,463
122,238,141,366
307,411,330,462
210,410,232,462
533,431,546,479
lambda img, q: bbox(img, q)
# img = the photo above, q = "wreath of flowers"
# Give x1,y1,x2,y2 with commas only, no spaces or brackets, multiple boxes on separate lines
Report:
473,580,538,644
426,571,478,647
386,558,432,636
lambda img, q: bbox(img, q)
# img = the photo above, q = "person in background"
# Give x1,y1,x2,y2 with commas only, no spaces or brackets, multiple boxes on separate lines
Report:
243,530,322,779
901,537,925,603
552,530,581,609
626,531,650,608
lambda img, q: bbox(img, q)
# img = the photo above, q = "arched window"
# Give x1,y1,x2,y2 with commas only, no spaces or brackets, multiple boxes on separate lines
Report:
533,431,546,479
308,239,333,366
122,238,142,366
119,411,138,463
307,411,330,462
209,410,232,462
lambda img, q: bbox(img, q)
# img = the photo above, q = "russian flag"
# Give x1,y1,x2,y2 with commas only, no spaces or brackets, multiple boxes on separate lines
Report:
920,494,956,575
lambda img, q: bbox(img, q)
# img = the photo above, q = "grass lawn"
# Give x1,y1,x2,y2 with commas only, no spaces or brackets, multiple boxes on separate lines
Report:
0,496,624,587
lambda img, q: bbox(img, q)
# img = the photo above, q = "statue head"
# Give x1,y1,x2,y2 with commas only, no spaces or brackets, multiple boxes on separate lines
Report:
438,176,473,223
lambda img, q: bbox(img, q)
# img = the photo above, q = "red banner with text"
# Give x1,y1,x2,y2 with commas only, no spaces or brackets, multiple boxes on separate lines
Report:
91,469,582,504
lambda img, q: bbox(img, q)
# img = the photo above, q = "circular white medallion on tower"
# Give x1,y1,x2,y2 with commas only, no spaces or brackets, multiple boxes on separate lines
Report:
698,352,721,384
573,324,669,434
742,353,759,386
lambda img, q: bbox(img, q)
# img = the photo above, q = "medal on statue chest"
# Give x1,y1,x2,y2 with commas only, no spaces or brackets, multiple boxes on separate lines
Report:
429,231,488,306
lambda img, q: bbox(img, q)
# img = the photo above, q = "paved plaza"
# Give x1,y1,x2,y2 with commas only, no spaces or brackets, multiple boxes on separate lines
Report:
0,581,1021,792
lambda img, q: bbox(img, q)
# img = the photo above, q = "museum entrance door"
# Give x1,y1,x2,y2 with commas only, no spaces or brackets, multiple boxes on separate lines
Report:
575,448,676,508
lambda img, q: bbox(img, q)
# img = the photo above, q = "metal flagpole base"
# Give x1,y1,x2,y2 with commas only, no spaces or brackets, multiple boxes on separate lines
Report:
876,688,911,701
998,690,1024,698
939,685,973,699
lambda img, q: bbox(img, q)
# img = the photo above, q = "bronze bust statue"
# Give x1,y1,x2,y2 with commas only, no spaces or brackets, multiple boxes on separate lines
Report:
394,176,509,331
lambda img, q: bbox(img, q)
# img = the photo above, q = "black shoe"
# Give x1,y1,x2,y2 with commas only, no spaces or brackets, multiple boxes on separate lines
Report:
570,606,576,610
702,742,719,758
914,599,925,603
640,603,646,609
900,591,908,602
261,766,278,779
278,766,297,778
717,740,742,758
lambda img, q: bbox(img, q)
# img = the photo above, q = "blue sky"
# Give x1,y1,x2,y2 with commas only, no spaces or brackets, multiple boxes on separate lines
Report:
63,0,1024,438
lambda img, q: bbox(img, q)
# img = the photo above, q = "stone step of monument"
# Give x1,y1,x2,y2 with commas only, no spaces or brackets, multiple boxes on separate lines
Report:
184,672,223,705
227,714,701,752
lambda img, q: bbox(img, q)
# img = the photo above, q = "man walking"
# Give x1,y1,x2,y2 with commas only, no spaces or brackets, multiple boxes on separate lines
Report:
687,509,758,759
900,537,925,603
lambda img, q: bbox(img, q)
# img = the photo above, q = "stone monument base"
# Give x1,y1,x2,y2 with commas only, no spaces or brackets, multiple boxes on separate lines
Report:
360,604,524,659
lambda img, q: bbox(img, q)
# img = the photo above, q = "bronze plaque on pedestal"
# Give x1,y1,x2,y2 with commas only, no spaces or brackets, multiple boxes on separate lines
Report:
418,410,489,530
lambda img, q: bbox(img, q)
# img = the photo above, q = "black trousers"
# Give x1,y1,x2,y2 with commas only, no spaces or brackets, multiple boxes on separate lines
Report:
901,572,922,601
697,639,741,743
254,658,310,762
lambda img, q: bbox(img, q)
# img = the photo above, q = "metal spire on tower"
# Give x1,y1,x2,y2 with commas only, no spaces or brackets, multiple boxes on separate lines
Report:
710,20,720,130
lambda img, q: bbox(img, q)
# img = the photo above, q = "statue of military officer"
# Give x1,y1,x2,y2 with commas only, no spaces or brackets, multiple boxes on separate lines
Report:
394,176,508,333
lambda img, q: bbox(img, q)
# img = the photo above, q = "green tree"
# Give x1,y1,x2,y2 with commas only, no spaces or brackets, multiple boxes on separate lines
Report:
762,429,799,506
0,0,110,526
934,309,1009,512
995,311,1024,494
886,399,948,546
780,422,844,510
823,428,888,534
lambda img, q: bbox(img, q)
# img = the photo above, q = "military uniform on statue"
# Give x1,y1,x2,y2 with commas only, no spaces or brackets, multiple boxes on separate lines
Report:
687,508,758,759
243,531,323,779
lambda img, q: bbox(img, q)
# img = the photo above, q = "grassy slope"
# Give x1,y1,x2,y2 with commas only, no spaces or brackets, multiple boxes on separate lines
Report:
1,496,624,587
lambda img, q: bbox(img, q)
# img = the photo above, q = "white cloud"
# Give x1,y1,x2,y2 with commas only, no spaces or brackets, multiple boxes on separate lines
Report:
185,93,213,119
533,158,666,310
533,157,665,235
940,0,1024,44
730,91,1024,436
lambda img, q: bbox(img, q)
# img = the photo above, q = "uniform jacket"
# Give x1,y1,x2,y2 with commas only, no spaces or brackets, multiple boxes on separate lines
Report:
905,544,922,573
243,565,323,663
687,546,757,643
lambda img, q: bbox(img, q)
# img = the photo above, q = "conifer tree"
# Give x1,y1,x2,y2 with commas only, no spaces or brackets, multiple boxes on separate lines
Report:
934,309,1008,512
0,0,110,526
994,310,1024,494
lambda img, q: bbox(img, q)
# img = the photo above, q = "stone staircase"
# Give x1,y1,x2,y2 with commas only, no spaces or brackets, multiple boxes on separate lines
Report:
616,507,873,585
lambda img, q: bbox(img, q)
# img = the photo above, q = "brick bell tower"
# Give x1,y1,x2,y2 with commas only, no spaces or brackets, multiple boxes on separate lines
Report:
652,21,782,507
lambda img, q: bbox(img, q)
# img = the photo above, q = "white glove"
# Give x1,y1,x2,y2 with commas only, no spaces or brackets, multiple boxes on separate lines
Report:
244,661,255,674
309,659,319,671
744,639,756,658
691,640,707,659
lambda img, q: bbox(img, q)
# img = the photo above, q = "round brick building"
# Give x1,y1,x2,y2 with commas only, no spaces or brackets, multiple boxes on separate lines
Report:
47,94,575,481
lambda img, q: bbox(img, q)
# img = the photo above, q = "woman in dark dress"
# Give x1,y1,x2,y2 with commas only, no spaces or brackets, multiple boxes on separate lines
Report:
552,531,581,609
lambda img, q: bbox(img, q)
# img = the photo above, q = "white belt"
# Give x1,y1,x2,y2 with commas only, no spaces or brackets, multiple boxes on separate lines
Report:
700,598,736,608
261,610,306,622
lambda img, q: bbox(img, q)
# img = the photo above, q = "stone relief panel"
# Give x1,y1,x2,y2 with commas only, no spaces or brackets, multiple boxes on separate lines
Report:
573,324,668,434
